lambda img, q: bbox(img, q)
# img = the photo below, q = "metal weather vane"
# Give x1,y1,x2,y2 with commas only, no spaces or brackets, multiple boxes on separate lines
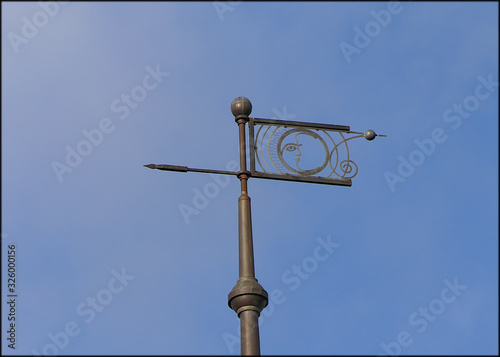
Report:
144,97,385,355
248,117,385,186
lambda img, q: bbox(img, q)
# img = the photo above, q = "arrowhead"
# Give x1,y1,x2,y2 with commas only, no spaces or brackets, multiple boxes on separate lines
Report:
144,164,156,169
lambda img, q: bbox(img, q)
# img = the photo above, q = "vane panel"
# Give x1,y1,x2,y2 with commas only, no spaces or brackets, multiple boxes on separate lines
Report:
248,118,368,186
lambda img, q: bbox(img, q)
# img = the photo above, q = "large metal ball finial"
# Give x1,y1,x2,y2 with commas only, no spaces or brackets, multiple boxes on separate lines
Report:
231,97,252,118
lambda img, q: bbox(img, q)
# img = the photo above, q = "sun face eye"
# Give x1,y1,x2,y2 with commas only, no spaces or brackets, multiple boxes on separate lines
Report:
284,143,298,152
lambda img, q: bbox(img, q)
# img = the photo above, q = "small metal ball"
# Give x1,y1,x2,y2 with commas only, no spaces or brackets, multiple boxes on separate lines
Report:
231,97,252,117
364,130,376,141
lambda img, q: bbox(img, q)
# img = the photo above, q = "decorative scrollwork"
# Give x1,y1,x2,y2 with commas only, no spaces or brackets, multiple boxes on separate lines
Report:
250,119,366,181
339,160,358,179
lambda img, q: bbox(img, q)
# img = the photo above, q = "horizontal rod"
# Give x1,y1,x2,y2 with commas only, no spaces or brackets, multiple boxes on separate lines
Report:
251,172,352,186
144,164,352,186
251,117,350,132
144,164,238,176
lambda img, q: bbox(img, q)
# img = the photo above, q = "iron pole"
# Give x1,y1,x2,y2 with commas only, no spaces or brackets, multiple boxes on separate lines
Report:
228,97,268,355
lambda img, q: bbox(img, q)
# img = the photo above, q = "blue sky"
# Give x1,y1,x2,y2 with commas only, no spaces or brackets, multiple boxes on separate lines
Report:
1,1,498,355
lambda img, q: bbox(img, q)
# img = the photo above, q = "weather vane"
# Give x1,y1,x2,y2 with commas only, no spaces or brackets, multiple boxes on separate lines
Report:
144,97,385,355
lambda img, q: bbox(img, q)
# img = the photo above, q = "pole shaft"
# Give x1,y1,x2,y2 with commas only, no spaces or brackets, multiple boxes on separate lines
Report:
238,122,247,173
236,121,260,355
239,310,261,355
238,179,255,278
238,122,255,278
228,98,268,356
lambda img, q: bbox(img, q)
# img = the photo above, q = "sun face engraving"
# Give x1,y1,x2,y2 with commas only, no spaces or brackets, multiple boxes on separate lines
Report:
276,129,329,176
